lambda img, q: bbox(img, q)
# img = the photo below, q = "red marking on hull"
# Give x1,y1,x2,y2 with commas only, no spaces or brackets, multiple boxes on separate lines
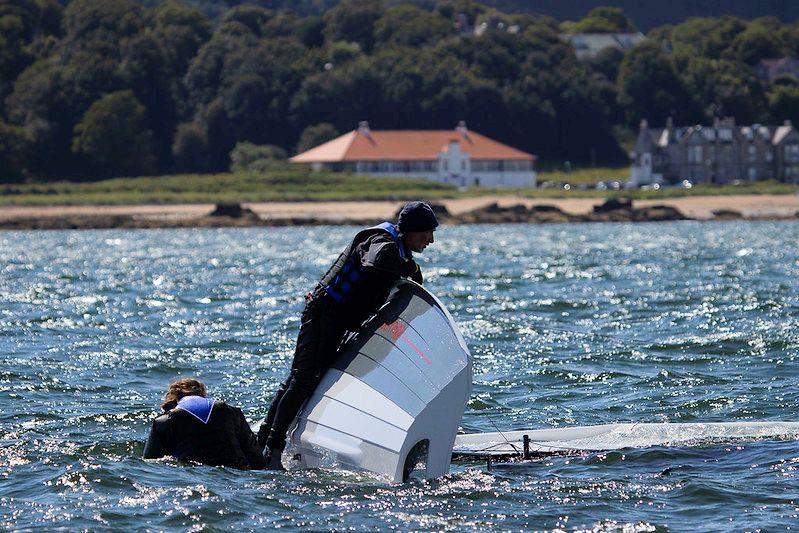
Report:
403,337,431,365
379,320,431,365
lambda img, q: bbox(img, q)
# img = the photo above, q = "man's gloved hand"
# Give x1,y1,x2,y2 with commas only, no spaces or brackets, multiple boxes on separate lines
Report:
401,259,423,284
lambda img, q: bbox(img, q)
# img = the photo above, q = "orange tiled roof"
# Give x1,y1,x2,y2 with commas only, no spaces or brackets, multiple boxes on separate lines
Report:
290,129,534,162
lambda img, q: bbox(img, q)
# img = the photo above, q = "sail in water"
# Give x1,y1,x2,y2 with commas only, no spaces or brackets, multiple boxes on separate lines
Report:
452,422,799,459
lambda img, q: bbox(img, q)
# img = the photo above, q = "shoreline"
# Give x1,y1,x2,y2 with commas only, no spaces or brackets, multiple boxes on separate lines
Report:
1,194,797,230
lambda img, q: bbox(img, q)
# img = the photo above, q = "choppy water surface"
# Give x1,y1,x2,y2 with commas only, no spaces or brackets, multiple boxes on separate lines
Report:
2,222,799,531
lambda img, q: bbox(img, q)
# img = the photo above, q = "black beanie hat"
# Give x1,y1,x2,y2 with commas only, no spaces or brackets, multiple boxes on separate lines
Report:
397,201,439,233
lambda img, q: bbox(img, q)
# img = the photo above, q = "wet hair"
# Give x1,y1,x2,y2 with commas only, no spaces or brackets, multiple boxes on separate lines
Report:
162,377,207,411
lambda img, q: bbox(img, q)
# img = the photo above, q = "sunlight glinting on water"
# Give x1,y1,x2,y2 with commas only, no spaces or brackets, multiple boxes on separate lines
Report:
1,221,799,530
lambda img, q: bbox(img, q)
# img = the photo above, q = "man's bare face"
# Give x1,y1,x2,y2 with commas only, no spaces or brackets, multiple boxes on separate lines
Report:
403,230,435,253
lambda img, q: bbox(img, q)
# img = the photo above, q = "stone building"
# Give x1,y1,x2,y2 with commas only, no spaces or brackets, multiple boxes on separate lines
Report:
630,117,799,185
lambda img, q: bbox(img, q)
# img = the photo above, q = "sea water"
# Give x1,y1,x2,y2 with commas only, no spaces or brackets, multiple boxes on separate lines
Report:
1,221,798,531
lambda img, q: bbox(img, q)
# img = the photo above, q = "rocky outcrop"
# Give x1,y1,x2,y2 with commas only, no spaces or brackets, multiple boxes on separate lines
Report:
584,198,690,222
592,197,633,213
452,203,577,224
712,209,744,220
209,203,258,219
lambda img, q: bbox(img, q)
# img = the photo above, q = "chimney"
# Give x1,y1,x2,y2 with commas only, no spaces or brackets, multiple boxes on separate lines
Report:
666,116,673,130
456,120,469,137
785,119,792,127
358,121,371,137
639,119,648,131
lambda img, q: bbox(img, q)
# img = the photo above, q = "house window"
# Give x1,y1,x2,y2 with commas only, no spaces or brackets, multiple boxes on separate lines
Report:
504,160,532,171
749,145,756,162
723,145,732,161
766,150,773,162
749,167,757,180
688,145,703,163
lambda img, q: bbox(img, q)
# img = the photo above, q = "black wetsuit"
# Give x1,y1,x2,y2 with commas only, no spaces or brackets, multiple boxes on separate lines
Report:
260,223,422,452
143,396,265,469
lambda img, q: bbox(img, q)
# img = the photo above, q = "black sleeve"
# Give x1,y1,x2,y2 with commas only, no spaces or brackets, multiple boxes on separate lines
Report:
402,259,423,284
235,408,266,470
143,418,167,459
362,237,422,283
360,238,403,276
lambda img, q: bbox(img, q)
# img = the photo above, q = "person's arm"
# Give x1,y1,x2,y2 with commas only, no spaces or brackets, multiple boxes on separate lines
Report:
402,259,423,284
235,408,266,469
143,418,167,459
361,237,422,283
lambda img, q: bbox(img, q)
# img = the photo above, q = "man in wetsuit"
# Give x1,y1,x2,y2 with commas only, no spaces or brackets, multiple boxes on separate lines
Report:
258,201,439,469
144,377,265,469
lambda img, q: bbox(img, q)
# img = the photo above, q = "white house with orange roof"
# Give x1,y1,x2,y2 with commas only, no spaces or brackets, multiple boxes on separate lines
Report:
289,121,537,188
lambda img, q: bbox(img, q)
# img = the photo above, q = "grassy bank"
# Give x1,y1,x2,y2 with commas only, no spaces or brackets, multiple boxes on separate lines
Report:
536,166,629,185
0,170,461,206
1,168,798,206
519,179,799,199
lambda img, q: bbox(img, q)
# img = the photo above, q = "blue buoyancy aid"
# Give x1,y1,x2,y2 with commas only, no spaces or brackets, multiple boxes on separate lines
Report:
320,222,407,304
175,396,215,424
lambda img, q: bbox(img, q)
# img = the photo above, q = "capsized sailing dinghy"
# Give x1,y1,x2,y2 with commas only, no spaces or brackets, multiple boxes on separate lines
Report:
283,279,472,482
264,280,799,480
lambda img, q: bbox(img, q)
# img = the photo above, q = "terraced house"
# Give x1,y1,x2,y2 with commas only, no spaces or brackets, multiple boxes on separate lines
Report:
290,122,537,188
630,117,799,185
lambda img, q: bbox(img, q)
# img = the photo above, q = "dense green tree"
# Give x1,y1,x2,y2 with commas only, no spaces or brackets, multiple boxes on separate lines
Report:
62,0,144,44
149,1,212,77
373,5,452,47
434,0,485,26
296,122,339,153
725,25,785,65
172,121,209,172
0,120,28,180
229,141,287,172
588,46,625,83
298,15,326,47
664,16,746,59
200,98,237,171
561,7,637,34
323,0,384,52
7,0,799,178
0,0,61,99
617,41,697,126
678,56,768,123
768,85,799,124
289,56,385,134
71,90,155,178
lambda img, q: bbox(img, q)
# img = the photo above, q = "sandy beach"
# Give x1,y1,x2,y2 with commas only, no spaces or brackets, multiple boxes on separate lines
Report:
1,194,798,226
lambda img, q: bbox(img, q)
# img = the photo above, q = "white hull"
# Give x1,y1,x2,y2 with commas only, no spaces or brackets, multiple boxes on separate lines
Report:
285,280,473,482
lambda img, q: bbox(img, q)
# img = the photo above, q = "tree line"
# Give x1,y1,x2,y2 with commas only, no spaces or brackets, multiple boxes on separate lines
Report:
2,0,799,181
